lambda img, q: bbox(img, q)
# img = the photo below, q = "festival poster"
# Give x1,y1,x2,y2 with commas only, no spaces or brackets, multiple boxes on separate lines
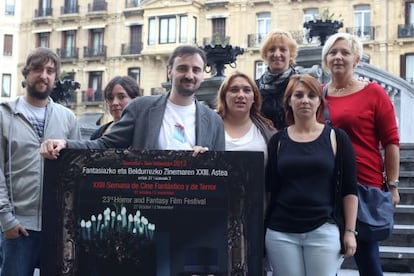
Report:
42,149,264,276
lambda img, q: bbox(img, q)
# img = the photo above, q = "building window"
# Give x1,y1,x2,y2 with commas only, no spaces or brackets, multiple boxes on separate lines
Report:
2,74,11,97
407,2,414,25
303,8,319,44
3,35,13,56
191,16,197,44
148,17,156,45
62,31,76,58
256,12,271,46
37,32,50,48
406,54,414,84
255,61,265,80
38,0,52,16
129,25,142,54
86,71,103,101
63,0,78,14
212,18,226,43
304,8,318,22
5,0,15,15
128,67,141,88
179,15,188,43
86,29,104,56
159,16,176,44
353,5,371,40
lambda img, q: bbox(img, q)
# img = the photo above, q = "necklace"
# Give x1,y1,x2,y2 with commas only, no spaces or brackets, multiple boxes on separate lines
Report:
330,80,354,94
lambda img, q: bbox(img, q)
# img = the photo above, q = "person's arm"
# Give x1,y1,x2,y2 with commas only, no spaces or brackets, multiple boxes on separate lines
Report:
338,129,358,258
384,143,400,206
342,194,358,258
0,168,23,235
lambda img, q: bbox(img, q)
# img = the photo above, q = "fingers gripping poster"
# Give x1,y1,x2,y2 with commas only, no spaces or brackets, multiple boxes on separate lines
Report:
42,149,264,276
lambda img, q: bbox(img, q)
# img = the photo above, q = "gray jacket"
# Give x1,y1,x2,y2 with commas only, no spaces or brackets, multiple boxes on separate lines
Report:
68,92,225,151
0,97,80,231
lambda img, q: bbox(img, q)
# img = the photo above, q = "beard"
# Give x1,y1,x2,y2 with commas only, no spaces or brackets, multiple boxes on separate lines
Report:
174,79,200,97
26,81,53,100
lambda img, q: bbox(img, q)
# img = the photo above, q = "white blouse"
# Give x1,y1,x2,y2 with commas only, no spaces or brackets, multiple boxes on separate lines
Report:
225,123,268,164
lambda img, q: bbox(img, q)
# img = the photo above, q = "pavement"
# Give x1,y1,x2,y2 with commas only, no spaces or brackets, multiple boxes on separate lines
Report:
13,268,414,275
339,269,414,275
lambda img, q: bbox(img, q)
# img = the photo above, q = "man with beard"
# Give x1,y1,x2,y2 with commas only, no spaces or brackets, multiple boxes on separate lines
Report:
0,47,80,276
40,45,225,156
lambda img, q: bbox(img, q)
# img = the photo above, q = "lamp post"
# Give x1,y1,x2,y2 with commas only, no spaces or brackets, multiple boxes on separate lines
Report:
303,19,343,46
199,44,244,77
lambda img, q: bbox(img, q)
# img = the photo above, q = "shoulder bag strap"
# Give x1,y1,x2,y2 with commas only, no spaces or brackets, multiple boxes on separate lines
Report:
323,85,332,126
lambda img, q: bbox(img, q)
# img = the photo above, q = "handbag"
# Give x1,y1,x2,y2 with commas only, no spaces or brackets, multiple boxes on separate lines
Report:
356,182,394,242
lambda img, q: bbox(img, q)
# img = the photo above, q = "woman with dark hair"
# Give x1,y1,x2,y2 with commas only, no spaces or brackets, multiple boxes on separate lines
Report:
265,74,358,276
91,76,141,139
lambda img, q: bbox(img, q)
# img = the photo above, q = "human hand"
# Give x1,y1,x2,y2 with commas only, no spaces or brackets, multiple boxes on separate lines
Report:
40,139,67,159
191,145,209,157
3,224,29,239
390,186,400,206
343,231,357,258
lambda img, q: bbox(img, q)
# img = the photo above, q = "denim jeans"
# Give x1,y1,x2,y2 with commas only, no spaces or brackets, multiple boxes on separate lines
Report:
265,223,342,276
354,239,383,276
1,230,41,276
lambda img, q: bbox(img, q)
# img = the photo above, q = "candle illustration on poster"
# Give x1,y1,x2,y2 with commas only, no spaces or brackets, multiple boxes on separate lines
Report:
77,205,156,275
79,206,155,241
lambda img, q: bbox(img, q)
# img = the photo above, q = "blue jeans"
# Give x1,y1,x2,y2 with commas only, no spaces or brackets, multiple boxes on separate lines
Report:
1,230,41,276
354,239,383,276
265,223,342,276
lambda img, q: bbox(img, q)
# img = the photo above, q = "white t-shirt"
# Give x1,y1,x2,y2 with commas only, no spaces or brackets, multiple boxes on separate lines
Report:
17,97,47,138
225,123,268,164
158,100,196,150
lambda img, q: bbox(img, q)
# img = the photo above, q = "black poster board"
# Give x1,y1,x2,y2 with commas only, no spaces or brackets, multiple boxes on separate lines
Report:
42,149,264,276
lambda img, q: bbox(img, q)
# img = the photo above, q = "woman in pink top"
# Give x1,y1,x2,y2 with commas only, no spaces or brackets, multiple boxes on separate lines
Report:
322,32,400,276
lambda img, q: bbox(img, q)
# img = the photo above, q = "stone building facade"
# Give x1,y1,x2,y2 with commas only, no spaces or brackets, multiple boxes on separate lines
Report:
10,0,414,140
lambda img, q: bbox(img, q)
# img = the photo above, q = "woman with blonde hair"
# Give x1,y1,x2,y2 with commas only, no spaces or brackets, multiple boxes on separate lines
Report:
256,30,298,130
322,32,400,276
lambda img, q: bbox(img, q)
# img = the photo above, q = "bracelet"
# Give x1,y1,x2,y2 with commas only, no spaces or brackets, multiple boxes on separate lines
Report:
345,228,358,236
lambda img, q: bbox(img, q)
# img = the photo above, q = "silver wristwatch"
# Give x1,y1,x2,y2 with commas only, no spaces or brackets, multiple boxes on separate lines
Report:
387,180,399,188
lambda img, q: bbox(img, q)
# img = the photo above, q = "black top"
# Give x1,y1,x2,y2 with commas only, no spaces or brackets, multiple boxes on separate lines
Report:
265,126,357,234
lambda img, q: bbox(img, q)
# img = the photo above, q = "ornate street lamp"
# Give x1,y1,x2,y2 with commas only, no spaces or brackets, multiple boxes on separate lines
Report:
303,9,343,46
200,44,244,77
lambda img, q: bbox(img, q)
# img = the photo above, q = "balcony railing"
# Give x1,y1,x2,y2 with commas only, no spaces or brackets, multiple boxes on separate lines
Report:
34,8,52,17
82,90,104,103
125,0,142,8
61,5,79,14
121,43,143,55
57,47,79,59
345,26,376,41
83,46,107,58
203,35,230,46
88,1,107,12
398,24,414,38
247,33,268,48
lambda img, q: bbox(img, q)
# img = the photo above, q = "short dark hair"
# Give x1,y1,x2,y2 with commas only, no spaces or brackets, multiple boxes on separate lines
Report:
167,45,207,68
22,47,61,78
103,76,141,100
